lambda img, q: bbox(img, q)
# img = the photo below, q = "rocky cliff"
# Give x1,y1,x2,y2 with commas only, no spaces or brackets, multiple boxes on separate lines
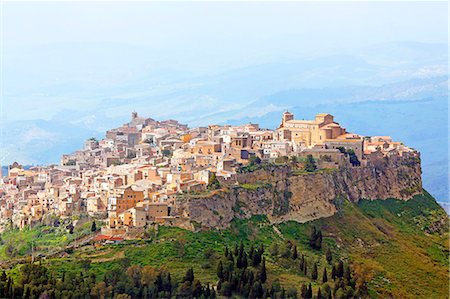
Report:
174,151,422,229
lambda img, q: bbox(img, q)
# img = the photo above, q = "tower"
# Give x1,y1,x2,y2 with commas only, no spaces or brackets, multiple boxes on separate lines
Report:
281,111,294,127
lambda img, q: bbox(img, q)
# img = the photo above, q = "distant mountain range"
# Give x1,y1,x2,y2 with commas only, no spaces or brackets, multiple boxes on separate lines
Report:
2,41,448,204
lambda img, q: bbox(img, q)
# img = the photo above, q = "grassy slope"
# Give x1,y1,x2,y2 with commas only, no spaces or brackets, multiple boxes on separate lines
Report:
2,192,448,298
291,191,449,298
0,220,93,261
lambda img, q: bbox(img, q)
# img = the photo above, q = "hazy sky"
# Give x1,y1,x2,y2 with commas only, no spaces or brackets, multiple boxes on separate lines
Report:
3,1,448,61
1,1,448,122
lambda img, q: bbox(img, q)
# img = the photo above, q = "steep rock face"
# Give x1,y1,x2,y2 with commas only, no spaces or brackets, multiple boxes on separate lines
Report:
174,152,422,229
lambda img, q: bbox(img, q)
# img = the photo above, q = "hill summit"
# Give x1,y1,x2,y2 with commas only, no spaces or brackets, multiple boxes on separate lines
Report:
0,112,447,299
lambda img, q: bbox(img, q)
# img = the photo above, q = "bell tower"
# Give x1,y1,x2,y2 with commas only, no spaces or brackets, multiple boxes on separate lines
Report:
281,111,294,127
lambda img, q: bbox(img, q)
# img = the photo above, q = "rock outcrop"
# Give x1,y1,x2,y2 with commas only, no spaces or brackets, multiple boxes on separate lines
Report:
174,151,422,229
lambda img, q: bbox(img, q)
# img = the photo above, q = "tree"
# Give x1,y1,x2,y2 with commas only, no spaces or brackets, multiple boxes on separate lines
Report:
259,258,267,283
331,265,337,280
228,252,234,263
315,230,323,250
304,155,317,172
311,263,318,280
258,244,264,255
249,155,262,165
322,267,328,283
309,227,322,250
300,284,307,299
286,287,298,299
292,245,298,260
242,251,248,269
67,223,74,234
207,173,221,190
307,283,312,299
126,265,142,288
337,261,344,278
251,281,263,299
217,261,224,280
299,255,305,271
322,284,332,299
326,248,332,264
239,241,244,256
178,281,193,298
91,221,97,232
252,249,261,266
183,268,194,283
344,265,351,281
347,149,360,166
192,280,203,298
317,287,322,299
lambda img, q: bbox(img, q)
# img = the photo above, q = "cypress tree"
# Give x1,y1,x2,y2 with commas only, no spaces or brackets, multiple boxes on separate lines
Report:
237,252,243,269
269,284,275,298
228,252,234,263
327,290,332,299
192,280,203,298
309,227,317,248
337,260,344,278
217,261,224,280
331,265,337,280
242,251,248,269
91,220,97,232
317,287,322,299
292,245,298,260
325,247,332,264
167,272,172,293
311,262,318,280
315,230,323,250
300,284,307,298
225,246,229,258
156,273,163,291
322,267,328,283
307,283,312,299
344,265,351,281
249,244,255,261
299,255,304,271
259,258,267,283
183,268,194,283
0,271,6,282
204,283,211,297
248,271,255,286
252,281,263,298
252,249,261,266
258,244,264,255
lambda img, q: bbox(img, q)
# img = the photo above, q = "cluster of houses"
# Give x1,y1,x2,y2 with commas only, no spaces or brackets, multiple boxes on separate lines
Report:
0,111,414,233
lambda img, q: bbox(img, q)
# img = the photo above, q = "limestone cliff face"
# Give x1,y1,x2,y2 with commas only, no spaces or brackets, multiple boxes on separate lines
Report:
174,152,422,230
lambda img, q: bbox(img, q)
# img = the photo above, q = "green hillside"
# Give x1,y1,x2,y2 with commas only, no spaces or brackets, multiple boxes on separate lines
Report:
0,191,448,298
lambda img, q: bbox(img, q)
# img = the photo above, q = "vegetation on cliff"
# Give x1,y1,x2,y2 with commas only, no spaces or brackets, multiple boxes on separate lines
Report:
0,191,447,298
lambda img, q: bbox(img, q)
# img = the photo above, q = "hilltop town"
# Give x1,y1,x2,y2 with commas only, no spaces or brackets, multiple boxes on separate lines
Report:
0,112,418,235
